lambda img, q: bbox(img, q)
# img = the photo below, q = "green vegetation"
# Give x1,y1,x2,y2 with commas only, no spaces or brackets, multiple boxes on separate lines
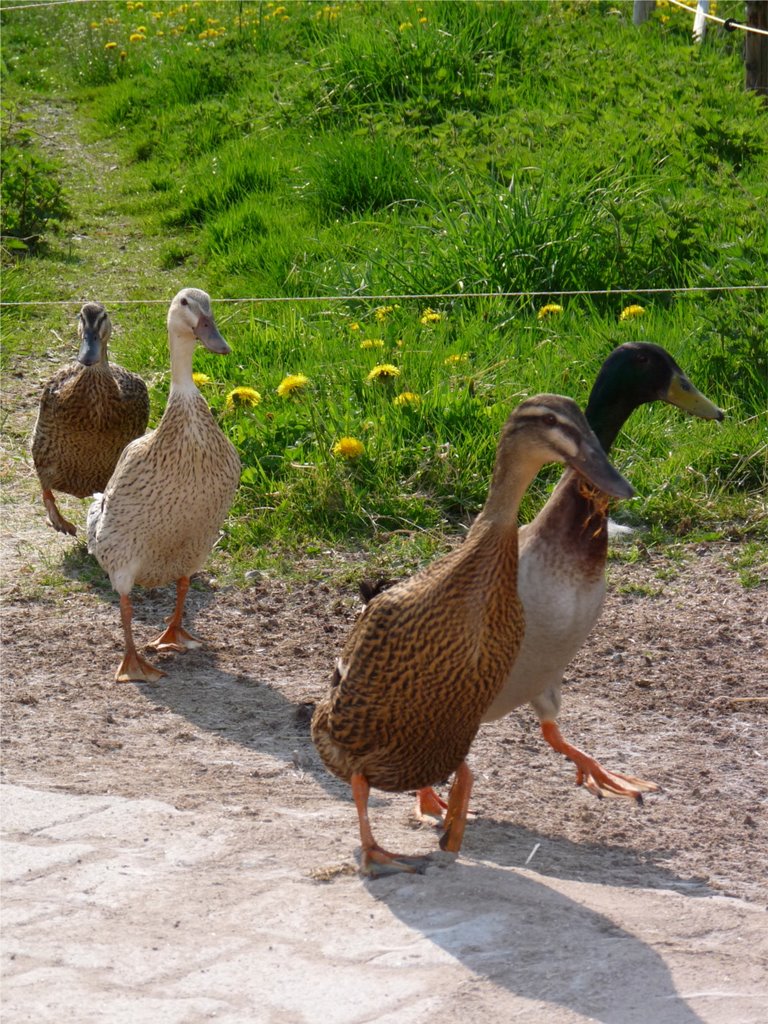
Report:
1,0,766,580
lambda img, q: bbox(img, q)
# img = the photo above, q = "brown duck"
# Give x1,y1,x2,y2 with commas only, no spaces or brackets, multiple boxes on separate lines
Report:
31,302,149,536
311,394,634,877
87,288,240,683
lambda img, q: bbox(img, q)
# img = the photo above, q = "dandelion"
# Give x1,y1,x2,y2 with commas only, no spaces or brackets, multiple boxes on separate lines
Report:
537,303,563,319
104,41,118,49
225,386,261,411
620,304,645,321
359,338,384,350
348,322,361,332
277,373,310,397
367,364,401,383
393,391,421,409
333,436,365,460
192,372,212,387
420,307,442,325
399,21,413,31
374,305,395,321
444,354,468,366
129,32,146,42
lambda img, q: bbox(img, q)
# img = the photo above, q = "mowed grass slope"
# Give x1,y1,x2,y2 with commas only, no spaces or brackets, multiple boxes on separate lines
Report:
1,0,766,577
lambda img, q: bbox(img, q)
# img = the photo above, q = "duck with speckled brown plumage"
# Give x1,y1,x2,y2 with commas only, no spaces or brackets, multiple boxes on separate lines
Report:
87,288,240,684
311,394,634,877
31,302,149,536
415,342,723,819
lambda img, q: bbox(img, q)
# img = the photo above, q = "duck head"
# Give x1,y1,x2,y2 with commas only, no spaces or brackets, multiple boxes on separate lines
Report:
496,394,635,500
167,287,230,356
77,302,112,366
585,342,724,451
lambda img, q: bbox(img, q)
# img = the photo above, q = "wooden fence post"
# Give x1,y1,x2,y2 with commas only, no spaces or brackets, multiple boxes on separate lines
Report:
745,2,768,98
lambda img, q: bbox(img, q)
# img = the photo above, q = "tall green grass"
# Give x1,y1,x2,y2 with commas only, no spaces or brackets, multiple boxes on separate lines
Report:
1,0,766,573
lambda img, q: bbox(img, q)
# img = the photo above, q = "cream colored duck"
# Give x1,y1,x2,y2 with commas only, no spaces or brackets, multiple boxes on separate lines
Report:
31,302,149,536
87,288,240,683
416,342,723,817
311,394,634,877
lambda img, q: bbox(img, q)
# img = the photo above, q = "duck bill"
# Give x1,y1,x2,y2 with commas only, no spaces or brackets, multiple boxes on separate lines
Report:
569,433,635,500
196,313,230,356
665,372,724,421
77,329,102,366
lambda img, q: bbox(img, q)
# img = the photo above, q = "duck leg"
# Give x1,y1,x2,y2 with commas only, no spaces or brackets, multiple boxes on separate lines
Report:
439,761,473,854
351,774,430,877
541,720,658,804
42,489,77,536
116,595,166,683
148,576,202,652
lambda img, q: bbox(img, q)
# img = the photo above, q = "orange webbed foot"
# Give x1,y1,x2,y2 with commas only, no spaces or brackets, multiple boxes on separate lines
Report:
115,650,167,684
148,624,202,653
415,786,448,824
42,491,77,536
360,843,431,878
541,720,658,805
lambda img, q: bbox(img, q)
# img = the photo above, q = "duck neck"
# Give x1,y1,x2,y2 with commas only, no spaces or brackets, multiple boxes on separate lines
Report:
584,385,642,455
477,449,543,532
169,334,198,394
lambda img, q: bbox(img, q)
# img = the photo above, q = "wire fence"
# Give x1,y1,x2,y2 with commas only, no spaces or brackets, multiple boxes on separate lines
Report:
2,285,767,308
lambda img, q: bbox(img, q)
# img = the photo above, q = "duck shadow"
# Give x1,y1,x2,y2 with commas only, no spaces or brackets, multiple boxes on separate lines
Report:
367,858,708,1024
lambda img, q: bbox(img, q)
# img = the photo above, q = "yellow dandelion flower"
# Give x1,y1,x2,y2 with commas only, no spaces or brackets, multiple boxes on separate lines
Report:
374,305,395,321
90,22,99,29
359,338,384,350
399,21,413,31
444,353,468,366
349,322,361,331
537,303,563,319
420,307,442,325
393,391,421,409
619,304,646,321
129,32,146,42
277,373,310,397
367,364,401,383
225,386,261,411
192,372,212,387
333,436,365,460
104,41,118,49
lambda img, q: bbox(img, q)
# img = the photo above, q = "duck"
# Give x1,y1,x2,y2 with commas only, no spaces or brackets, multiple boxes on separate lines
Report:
416,342,724,818
31,302,150,536
311,394,634,877
87,288,241,683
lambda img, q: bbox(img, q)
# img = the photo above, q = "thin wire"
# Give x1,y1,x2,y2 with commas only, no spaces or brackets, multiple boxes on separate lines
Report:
0,0,92,10
665,0,768,37
1,285,766,307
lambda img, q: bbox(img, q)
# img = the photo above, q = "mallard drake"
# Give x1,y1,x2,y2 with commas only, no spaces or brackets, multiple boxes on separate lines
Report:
87,288,240,683
311,394,634,877
417,342,723,815
31,302,149,536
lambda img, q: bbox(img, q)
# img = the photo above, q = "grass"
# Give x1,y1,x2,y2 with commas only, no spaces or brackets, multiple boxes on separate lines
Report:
1,0,766,582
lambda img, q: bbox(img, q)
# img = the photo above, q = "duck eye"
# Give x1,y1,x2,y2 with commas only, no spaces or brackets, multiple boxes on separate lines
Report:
542,413,557,426
180,298,188,307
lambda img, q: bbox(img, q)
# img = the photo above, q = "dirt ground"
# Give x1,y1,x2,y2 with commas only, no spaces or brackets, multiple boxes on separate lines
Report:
2,352,768,1021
